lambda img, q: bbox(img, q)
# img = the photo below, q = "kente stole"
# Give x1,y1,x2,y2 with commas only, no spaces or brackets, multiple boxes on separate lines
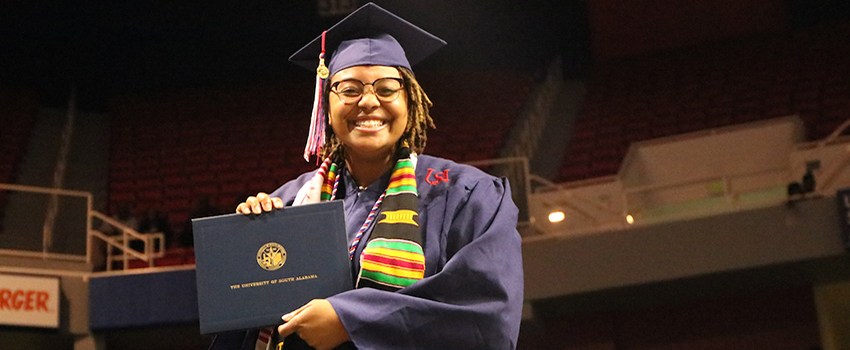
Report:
258,147,425,350
319,146,425,291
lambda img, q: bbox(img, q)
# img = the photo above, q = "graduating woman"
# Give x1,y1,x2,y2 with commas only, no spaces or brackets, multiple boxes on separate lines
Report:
224,3,523,350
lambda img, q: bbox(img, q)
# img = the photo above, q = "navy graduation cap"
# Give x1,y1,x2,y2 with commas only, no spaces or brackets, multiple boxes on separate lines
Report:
290,2,446,77
290,2,446,161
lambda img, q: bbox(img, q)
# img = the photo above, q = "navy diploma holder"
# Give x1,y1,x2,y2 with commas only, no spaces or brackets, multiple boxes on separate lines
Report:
192,200,351,334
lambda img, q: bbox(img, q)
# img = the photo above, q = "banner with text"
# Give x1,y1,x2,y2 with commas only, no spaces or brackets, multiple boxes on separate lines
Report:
0,273,60,328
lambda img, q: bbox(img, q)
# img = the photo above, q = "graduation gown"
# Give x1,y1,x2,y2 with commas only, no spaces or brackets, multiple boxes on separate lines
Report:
210,155,523,350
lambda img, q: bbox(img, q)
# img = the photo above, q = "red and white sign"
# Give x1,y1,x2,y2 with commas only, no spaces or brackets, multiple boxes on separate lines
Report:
0,274,60,328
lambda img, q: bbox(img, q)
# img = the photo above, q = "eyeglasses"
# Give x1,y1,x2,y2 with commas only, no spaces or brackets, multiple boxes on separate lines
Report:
330,77,405,104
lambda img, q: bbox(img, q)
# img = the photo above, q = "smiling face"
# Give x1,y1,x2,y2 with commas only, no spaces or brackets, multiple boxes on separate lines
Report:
328,65,409,163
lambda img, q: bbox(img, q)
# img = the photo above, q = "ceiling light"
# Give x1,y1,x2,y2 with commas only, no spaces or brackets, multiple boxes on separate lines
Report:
548,211,565,223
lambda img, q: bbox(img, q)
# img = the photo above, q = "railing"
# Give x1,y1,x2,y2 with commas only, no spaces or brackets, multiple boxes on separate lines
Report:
464,157,533,230
526,174,626,238
0,183,163,272
0,183,92,255
527,117,850,238
1,156,535,270
89,211,165,271
532,170,793,237
620,167,788,225
530,174,622,220
809,117,850,196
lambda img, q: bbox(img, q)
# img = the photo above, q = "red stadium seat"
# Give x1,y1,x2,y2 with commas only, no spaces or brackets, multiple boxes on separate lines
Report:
163,175,188,187
193,183,219,197
557,19,850,182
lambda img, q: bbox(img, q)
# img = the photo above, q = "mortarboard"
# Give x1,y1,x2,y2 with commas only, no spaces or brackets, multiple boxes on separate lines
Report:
289,2,446,162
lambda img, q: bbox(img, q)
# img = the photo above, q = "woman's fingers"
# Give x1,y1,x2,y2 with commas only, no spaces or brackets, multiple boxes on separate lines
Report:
278,301,311,336
277,300,348,350
236,200,255,215
235,193,283,215
277,318,299,338
278,304,308,337
246,196,261,214
257,192,272,212
282,301,311,323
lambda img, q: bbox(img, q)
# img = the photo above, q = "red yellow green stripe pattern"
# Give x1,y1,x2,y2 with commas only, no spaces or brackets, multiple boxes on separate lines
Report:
320,162,339,201
359,238,425,288
317,145,424,291
386,159,417,196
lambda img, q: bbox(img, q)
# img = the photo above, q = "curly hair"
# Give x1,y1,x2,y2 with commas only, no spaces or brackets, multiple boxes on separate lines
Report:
319,67,435,161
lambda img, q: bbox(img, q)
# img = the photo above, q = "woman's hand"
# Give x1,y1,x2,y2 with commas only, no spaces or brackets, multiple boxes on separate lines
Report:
278,299,349,350
235,192,284,215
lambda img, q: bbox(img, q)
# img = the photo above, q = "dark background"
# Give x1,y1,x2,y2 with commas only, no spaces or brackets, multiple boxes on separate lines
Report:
0,0,589,112
1,0,849,112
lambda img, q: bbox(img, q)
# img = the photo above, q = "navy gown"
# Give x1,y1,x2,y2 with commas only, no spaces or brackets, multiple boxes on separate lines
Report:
210,154,523,350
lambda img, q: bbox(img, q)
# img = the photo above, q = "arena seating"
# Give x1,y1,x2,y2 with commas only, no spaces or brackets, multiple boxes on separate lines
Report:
120,247,196,270
106,71,534,268
420,70,533,161
558,21,850,183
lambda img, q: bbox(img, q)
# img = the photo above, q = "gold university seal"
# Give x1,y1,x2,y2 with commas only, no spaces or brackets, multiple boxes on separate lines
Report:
257,242,287,271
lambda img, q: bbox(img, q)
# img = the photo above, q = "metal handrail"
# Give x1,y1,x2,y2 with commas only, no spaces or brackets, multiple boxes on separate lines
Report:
0,248,86,262
621,167,786,195
0,183,164,272
529,174,622,215
464,156,533,225
464,156,531,197
0,183,92,262
107,232,166,268
89,211,165,271
812,117,850,195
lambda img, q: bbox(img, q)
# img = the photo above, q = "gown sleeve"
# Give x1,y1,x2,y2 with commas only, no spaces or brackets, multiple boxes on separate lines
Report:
326,176,524,350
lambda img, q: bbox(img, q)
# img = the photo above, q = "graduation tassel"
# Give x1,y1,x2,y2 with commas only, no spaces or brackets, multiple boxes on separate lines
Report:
303,71,324,162
304,31,330,163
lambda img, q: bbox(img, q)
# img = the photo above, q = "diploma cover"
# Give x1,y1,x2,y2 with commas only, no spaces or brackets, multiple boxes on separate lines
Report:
192,200,351,334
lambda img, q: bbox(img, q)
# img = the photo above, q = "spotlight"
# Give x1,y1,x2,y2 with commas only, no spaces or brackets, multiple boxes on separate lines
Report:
548,211,565,223
625,214,634,225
